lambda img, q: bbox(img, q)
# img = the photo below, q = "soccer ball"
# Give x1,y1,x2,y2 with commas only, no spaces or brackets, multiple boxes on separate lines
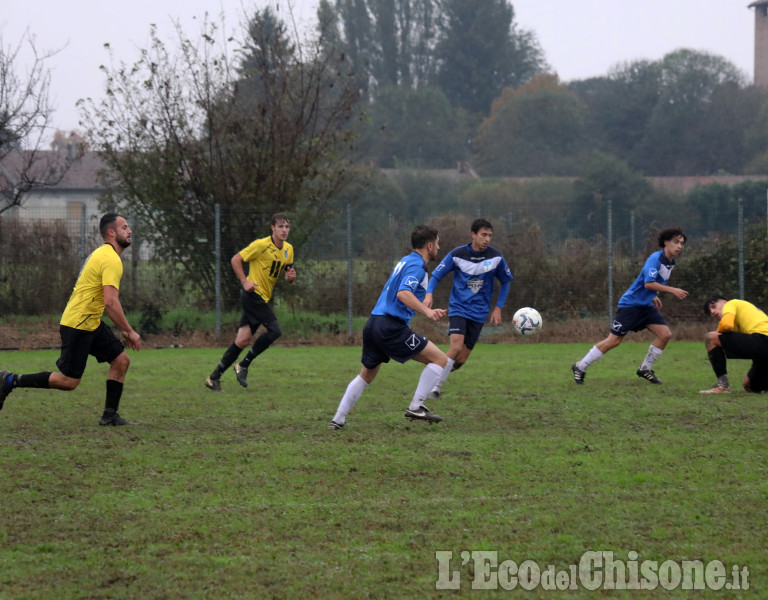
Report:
512,307,542,336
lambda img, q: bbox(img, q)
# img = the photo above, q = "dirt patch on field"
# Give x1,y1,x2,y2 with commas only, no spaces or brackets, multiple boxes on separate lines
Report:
0,317,710,351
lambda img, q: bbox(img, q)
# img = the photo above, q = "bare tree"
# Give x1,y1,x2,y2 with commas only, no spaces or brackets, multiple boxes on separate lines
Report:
80,10,368,303
0,31,82,215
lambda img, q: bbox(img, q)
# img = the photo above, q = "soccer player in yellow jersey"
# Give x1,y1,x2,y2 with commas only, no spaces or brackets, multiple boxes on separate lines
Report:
0,213,142,425
205,212,296,391
700,295,768,394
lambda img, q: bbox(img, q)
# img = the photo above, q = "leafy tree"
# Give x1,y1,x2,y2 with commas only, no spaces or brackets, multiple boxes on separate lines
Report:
0,32,82,215
473,75,586,176
434,0,547,115
568,152,652,239
80,11,366,304
361,84,468,167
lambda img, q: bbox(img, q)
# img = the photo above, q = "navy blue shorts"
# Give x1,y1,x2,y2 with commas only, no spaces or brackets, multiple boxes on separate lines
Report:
239,290,279,334
610,306,667,337
720,332,768,392
56,323,124,379
361,315,428,369
448,316,484,350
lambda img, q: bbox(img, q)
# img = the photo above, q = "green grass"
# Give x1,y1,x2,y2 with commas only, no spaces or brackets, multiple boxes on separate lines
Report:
0,342,764,599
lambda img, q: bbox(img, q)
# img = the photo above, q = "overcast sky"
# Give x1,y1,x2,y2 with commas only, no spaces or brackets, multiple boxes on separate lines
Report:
0,0,758,134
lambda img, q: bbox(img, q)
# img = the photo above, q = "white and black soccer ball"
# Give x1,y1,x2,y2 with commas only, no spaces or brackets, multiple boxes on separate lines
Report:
512,307,542,336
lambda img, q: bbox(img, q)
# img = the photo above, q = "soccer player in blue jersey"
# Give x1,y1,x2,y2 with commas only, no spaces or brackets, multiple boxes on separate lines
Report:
328,225,449,429
571,228,688,385
422,218,513,399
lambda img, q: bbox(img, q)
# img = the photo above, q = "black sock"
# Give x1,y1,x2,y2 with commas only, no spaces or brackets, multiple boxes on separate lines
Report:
707,347,728,378
14,372,52,389
211,343,242,378
104,380,123,414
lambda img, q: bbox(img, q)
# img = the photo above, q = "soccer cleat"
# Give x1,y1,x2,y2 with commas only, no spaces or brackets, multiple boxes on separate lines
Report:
205,377,222,392
637,368,662,384
698,383,732,394
328,420,346,430
404,406,443,423
234,364,248,388
99,412,136,426
571,363,586,385
427,390,441,400
0,370,12,410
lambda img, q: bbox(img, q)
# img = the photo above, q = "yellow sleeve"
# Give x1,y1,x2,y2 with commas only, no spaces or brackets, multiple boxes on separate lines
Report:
717,313,736,333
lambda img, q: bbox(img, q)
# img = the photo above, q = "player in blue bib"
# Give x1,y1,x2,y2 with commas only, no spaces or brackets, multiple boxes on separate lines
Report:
329,225,449,429
571,228,688,385
423,218,513,399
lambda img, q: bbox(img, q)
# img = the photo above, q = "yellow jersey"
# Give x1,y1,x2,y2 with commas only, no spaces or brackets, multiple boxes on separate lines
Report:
239,235,294,302
60,243,123,331
719,299,768,336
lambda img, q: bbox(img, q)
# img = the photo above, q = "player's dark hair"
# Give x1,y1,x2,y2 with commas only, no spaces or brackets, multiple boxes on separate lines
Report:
703,295,727,315
471,218,493,233
271,212,290,226
658,227,686,247
411,225,438,249
99,213,121,239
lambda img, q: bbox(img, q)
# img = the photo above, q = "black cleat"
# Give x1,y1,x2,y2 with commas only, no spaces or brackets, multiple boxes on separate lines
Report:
404,406,443,423
0,370,12,410
328,420,346,430
234,364,248,388
637,368,662,384
99,412,136,426
571,363,586,385
205,377,222,392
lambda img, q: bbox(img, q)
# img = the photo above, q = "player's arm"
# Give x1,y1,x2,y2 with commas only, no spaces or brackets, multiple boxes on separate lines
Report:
490,280,511,327
717,312,737,333
396,290,446,322
424,254,452,309
103,285,141,351
285,264,297,283
644,281,688,300
231,252,257,292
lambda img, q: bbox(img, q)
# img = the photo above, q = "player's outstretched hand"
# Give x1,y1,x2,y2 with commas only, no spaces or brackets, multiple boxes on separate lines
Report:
428,308,447,322
673,288,689,300
124,330,142,351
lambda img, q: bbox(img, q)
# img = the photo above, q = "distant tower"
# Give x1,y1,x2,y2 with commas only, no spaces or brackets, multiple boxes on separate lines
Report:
750,1,768,86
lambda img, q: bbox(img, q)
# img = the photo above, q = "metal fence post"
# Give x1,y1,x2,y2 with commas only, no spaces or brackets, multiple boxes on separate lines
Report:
738,197,744,300
346,203,354,341
607,197,614,317
215,203,222,342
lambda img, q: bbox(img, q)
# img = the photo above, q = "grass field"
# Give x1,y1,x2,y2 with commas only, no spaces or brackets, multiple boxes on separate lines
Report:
0,341,764,599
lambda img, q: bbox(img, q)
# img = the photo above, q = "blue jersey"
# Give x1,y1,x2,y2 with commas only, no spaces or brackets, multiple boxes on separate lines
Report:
618,250,676,307
427,243,513,322
371,251,429,324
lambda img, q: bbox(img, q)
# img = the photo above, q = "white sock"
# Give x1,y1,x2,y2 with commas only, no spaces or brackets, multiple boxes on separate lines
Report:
431,358,455,393
578,346,604,371
332,375,369,424
409,363,443,411
640,345,663,371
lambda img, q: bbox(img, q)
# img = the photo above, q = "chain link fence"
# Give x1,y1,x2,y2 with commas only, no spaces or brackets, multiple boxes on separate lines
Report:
2,180,767,345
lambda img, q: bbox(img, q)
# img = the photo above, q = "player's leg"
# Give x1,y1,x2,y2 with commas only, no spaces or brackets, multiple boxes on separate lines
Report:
429,332,465,399
329,318,384,429
329,364,381,429
234,297,281,388
91,324,136,426
406,340,448,421
699,331,731,393
572,332,623,384
206,323,251,391
0,325,88,410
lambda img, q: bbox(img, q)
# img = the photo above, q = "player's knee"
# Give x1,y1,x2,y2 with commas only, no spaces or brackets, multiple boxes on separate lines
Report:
60,379,80,391
266,322,282,342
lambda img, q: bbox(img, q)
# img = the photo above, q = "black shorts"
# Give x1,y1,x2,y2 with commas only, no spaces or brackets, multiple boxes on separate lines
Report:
239,290,278,333
720,332,768,392
448,316,484,350
361,315,428,369
56,323,125,379
610,306,667,337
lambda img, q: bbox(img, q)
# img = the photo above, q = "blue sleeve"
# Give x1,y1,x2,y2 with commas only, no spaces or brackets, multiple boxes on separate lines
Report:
397,262,426,294
496,280,510,309
642,253,662,284
427,253,454,293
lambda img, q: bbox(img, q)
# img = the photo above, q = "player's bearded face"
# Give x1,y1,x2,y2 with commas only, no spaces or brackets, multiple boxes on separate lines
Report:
114,217,132,248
